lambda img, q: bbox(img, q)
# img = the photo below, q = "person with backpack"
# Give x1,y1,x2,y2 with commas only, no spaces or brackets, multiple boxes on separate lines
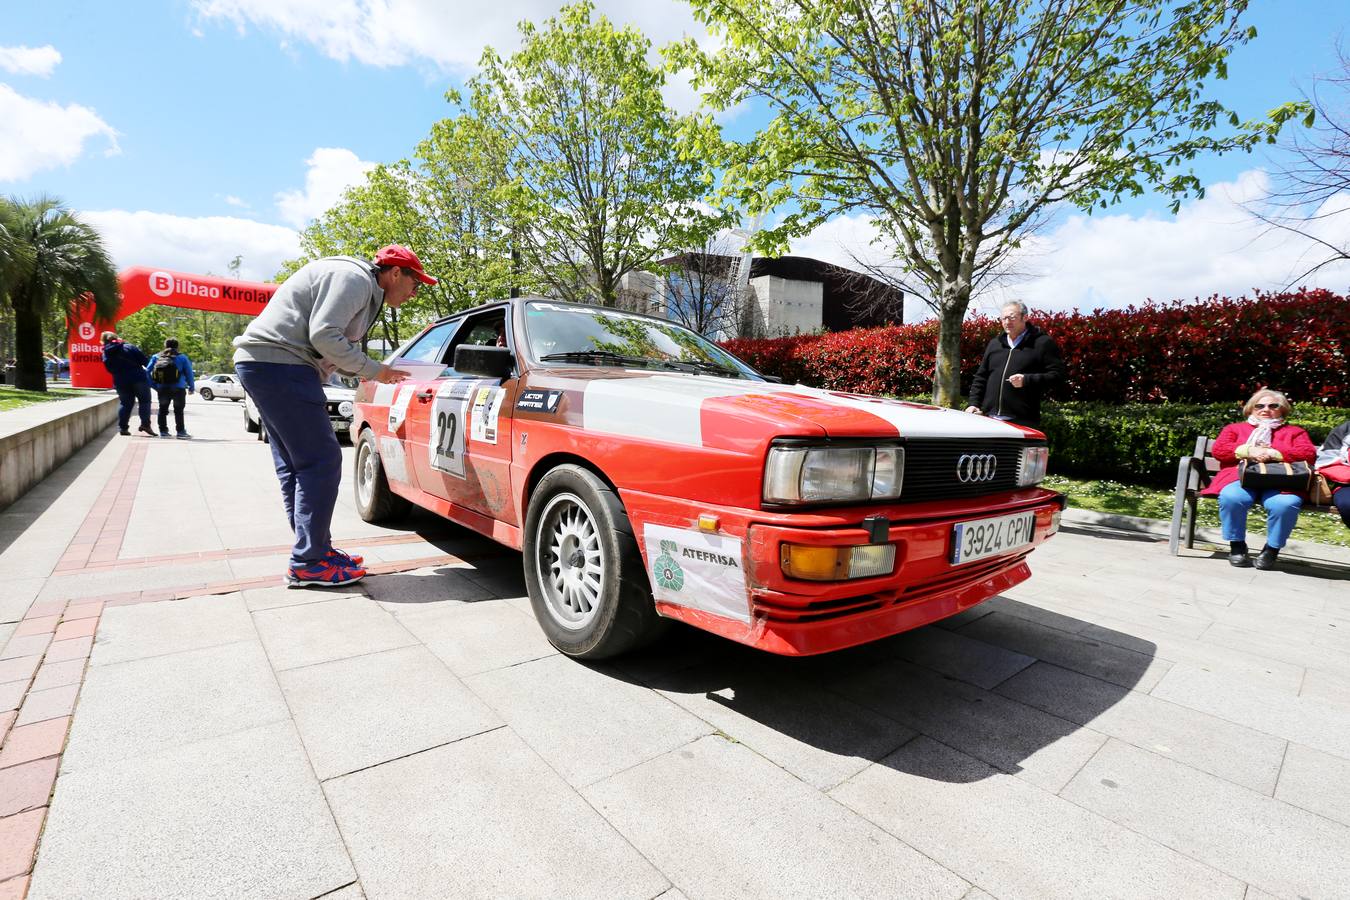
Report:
233,245,429,588
101,331,156,436
145,338,196,439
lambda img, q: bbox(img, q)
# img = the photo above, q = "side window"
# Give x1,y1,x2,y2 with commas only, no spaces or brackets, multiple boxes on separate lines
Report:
395,320,458,364
440,310,510,375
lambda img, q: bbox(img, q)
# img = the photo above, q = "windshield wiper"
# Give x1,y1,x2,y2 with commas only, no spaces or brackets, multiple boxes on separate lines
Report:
656,359,743,378
539,350,655,368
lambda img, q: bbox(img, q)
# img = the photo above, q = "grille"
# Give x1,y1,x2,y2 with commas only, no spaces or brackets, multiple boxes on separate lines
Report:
899,438,1033,503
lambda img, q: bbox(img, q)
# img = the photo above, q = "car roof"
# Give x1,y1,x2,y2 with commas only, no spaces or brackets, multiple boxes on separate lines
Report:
425,295,677,332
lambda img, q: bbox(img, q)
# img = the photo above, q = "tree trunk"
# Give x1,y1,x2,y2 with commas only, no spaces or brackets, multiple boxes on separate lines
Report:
11,294,48,392
930,281,971,408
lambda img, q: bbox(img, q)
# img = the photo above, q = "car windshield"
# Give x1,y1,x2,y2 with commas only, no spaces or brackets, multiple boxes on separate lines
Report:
327,374,359,389
523,301,759,379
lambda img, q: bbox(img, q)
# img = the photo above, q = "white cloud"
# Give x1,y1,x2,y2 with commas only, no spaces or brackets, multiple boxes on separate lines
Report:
0,84,118,181
787,168,1350,320
82,209,300,282
274,147,375,228
0,44,61,77
191,0,706,73
223,194,250,208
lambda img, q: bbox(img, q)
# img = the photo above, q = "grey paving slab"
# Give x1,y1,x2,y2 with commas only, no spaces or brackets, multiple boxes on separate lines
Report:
252,594,417,671
945,593,1096,635
1029,591,1213,640
362,566,493,610
586,734,969,900
397,598,557,677
830,736,1241,900
37,560,236,603
318,884,366,900
1300,668,1350,712
1061,738,1350,899
465,654,711,787
829,657,1108,792
90,592,256,666
0,622,14,651
0,578,41,623
1201,622,1350,679
650,656,917,791
996,662,1287,794
278,645,501,780
61,640,289,772
29,721,355,900
241,583,342,612
880,623,1036,689
324,727,666,900
1274,743,1350,827
957,611,1173,692
1150,664,1350,759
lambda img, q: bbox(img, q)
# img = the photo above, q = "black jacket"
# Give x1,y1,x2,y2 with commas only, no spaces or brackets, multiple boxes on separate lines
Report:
967,324,1065,427
101,340,150,385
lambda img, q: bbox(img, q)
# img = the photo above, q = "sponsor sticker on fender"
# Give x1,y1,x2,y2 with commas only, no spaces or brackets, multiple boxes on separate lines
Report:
470,386,506,444
515,389,563,414
644,524,749,623
388,384,415,432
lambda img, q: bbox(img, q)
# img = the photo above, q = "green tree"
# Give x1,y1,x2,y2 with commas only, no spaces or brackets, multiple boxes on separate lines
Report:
675,0,1311,405
469,1,727,305
0,196,119,391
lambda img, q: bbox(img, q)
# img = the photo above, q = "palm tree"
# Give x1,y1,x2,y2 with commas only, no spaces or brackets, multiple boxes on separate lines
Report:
0,196,120,392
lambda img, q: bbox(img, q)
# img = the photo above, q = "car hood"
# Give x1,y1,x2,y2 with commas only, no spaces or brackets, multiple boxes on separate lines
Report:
322,386,356,402
566,372,1033,455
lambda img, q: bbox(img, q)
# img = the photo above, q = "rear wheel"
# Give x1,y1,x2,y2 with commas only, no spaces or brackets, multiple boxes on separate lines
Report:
243,408,259,434
354,428,411,523
523,465,666,659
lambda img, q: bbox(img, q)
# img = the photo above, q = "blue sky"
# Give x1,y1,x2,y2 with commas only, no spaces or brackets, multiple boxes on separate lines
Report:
3,0,1348,314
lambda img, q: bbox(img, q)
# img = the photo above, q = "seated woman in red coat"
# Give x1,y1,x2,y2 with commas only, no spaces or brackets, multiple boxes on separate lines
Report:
1200,388,1317,570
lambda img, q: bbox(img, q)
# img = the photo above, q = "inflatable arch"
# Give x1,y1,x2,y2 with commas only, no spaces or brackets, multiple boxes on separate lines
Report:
68,267,278,389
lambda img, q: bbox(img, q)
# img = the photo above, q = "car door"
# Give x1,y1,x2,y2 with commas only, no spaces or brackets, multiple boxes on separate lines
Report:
218,374,243,399
404,307,518,525
371,318,461,490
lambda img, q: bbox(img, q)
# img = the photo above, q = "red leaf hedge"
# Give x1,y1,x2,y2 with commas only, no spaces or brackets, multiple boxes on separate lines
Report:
722,289,1348,405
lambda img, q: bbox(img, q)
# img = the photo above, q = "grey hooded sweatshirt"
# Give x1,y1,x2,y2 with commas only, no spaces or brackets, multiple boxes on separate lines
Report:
232,256,385,380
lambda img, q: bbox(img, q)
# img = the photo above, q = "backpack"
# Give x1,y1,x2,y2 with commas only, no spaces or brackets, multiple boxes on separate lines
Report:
151,352,179,386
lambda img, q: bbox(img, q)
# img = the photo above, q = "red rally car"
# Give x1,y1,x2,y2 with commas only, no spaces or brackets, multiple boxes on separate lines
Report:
352,297,1064,659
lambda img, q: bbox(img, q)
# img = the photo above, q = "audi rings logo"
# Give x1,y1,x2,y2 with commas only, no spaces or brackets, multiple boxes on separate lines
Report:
956,453,998,483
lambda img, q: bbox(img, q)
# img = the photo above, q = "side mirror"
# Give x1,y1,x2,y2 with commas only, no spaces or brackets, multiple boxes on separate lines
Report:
454,344,514,379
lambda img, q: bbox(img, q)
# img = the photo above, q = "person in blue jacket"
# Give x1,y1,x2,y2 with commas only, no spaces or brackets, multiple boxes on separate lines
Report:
100,331,155,436
145,338,196,439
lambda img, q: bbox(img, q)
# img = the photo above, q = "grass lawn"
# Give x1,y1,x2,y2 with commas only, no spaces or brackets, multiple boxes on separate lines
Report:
0,384,100,413
1045,474,1350,550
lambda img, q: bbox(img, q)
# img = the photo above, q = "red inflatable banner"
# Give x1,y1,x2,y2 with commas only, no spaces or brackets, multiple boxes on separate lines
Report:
69,267,278,389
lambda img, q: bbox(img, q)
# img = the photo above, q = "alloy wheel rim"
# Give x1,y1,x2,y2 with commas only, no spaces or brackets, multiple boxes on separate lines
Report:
535,492,605,630
356,441,376,508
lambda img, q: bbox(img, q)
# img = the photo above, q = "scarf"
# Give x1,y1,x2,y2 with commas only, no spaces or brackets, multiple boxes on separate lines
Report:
1246,415,1283,450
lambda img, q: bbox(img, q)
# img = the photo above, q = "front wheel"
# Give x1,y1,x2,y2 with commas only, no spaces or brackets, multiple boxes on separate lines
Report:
354,429,411,523
244,408,259,433
199,388,214,401
523,465,666,659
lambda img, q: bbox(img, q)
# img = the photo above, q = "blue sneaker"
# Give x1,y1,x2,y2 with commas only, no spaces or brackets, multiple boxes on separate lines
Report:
326,548,364,567
285,558,366,588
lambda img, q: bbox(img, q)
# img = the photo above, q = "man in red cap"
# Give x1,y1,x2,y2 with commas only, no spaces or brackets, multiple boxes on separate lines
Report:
233,246,437,587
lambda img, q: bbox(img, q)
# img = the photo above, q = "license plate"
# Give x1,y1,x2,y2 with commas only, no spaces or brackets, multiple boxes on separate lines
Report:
332,420,350,432
951,511,1035,565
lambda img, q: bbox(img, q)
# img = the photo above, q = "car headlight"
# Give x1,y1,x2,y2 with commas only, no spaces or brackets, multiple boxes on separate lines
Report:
1018,445,1048,486
763,444,904,505
338,400,354,418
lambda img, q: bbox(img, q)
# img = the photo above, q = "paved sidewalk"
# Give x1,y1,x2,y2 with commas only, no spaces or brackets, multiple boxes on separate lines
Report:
2,396,1349,899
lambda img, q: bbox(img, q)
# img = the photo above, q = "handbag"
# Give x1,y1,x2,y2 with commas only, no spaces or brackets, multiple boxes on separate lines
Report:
1238,460,1312,493
1311,462,1350,505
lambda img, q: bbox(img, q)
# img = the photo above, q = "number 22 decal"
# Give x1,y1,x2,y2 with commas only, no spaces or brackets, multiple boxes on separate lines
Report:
429,380,476,478
434,409,458,460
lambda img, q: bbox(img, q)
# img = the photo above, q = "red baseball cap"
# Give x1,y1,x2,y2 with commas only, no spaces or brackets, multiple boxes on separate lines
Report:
374,245,438,285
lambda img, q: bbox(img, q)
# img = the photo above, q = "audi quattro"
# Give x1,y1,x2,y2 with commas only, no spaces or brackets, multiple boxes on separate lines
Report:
352,297,1064,659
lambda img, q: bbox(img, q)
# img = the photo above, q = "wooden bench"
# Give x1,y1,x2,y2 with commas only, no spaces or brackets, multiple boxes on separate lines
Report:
1168,435,1339,555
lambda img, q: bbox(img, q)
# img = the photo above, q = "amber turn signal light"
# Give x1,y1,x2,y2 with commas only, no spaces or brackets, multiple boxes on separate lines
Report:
780,543,896,581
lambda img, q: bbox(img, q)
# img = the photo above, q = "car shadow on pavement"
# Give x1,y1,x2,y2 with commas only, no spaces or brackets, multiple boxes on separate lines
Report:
607,597,1156,785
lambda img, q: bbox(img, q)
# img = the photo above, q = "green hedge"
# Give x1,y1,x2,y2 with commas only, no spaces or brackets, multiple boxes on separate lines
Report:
1036,401,1349,486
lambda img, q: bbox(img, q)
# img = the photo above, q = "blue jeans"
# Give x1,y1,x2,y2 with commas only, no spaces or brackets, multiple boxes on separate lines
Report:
235,362,342,568
114,379,152,430
1217,482,1303,549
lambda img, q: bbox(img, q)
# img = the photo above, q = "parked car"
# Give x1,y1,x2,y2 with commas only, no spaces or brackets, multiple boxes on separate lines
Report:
244,373,356,442
198,373,245,401
352,297,1063,660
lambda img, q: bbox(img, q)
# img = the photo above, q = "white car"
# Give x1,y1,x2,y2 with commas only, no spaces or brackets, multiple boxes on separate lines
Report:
198,373,245,402
243,373,357,442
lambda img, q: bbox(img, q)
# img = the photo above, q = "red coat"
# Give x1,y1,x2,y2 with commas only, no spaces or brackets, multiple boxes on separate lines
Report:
1199,421,1318,497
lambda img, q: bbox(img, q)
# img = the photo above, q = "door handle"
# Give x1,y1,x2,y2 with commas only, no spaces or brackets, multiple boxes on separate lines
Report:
416,389,434,403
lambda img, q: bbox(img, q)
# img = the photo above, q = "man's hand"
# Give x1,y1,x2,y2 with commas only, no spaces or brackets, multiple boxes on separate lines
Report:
375,365,411,384
964,405,984,415
1007,374,1025,388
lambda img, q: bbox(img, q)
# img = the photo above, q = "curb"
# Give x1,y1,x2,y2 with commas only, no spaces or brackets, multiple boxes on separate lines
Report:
1061,507,1350,565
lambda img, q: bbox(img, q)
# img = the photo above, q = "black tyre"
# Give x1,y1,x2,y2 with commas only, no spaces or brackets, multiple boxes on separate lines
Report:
523,464,666,659
243,408,259,434
354,428,411,523
259,420,269,443
199,388,214,401
231,397,241,403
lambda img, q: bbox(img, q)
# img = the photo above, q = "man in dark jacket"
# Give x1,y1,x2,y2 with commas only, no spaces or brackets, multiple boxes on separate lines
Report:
101,331,155,436
965,301,1066,429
